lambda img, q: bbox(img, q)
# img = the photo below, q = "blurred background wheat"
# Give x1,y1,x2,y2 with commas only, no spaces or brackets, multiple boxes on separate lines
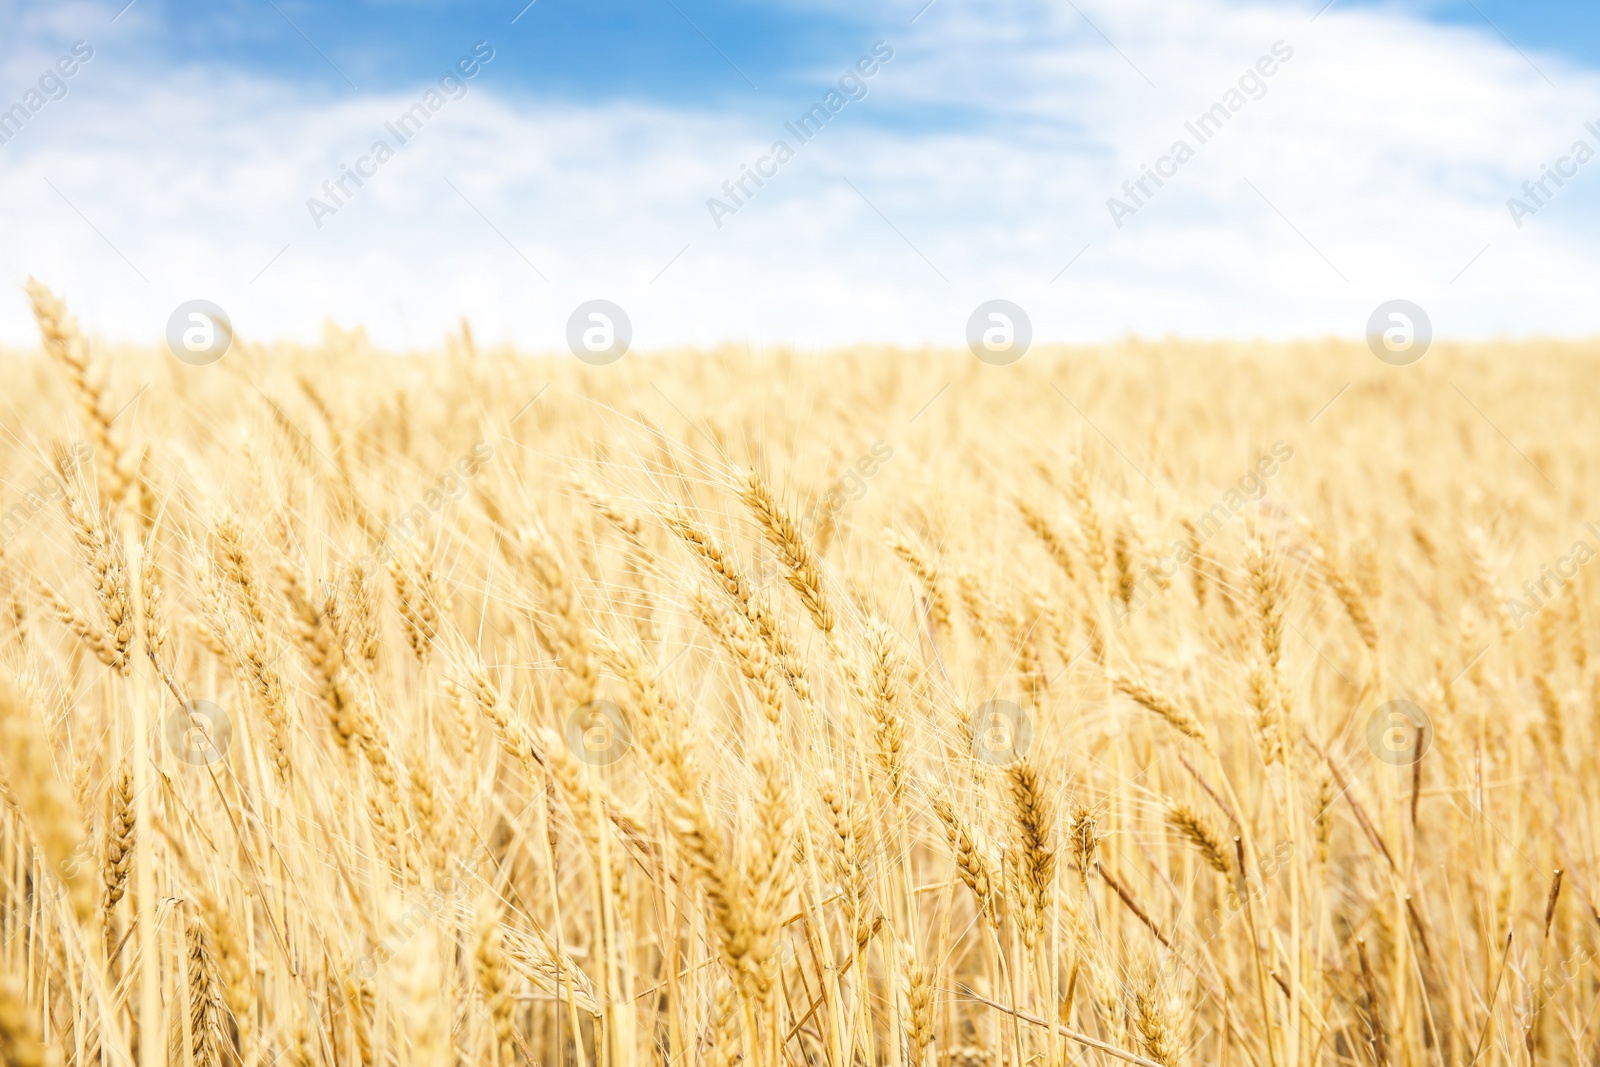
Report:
2,283,1599,1067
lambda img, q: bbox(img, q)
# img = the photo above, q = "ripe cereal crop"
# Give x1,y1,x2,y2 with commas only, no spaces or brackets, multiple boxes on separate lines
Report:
1,282,1599,1067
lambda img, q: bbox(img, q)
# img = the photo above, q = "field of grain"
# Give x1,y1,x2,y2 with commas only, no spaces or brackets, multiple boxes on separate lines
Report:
1,282,1599,1067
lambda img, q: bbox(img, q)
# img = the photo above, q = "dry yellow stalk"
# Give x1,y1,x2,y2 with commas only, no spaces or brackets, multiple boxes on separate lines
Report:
474,907,518,1062
1180,516,1206,608
520,525,598,705
0,975,59,1067
1066,454,1108,591
0,672,93,925
211,520,291,778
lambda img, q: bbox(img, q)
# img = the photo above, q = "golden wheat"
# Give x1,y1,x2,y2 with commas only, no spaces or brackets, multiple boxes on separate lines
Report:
2,283,1598,1066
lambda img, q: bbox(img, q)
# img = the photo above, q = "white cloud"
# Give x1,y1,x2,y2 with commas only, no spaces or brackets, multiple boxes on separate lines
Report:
1,0,1597,351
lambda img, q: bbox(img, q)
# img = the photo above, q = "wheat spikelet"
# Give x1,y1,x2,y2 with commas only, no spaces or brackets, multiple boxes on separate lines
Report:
139,541,168,666
571,473,646,545
1068,800,1102,885
741,468,834,636
282,564,360,751
186,904,227,1066
657,728,765,998
26,279,127,506
33,576,119,669
343,564,381,675
1133,969,1180,1067
99,760,134,936
197,888,253,1060
1165,802,1234,878
902,944,936,1067
1107,670,1214,753
689,586,785,726
1244,535,1286,679
1466,527,1517,647
662,504,812,702
1303,520,1379,652
707,982,743,1067
932,795,998,925
390,542,441,665
1066,455,1108,591
955,570,997,642
818,770,875,946
1245,664,1280,765
1004,759,1055,945
211,519,291,778
1112,516,1137,610
533,725,602,847
866,621,907,806
51,450,132,673
890,530,952,636
1009,595,1049,703
443,677,482,763
520,524,599,705
407,744,455,882
461,664,538,779
1017,498,1079,583
738,749,793,1001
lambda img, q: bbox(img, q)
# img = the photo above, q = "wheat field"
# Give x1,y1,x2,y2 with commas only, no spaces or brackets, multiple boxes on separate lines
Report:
0,281,1597,1067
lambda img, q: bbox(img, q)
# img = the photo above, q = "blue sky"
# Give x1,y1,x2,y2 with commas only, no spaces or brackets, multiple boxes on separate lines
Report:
4,0,1600,348
25,0,1595,101
22,0,877,102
